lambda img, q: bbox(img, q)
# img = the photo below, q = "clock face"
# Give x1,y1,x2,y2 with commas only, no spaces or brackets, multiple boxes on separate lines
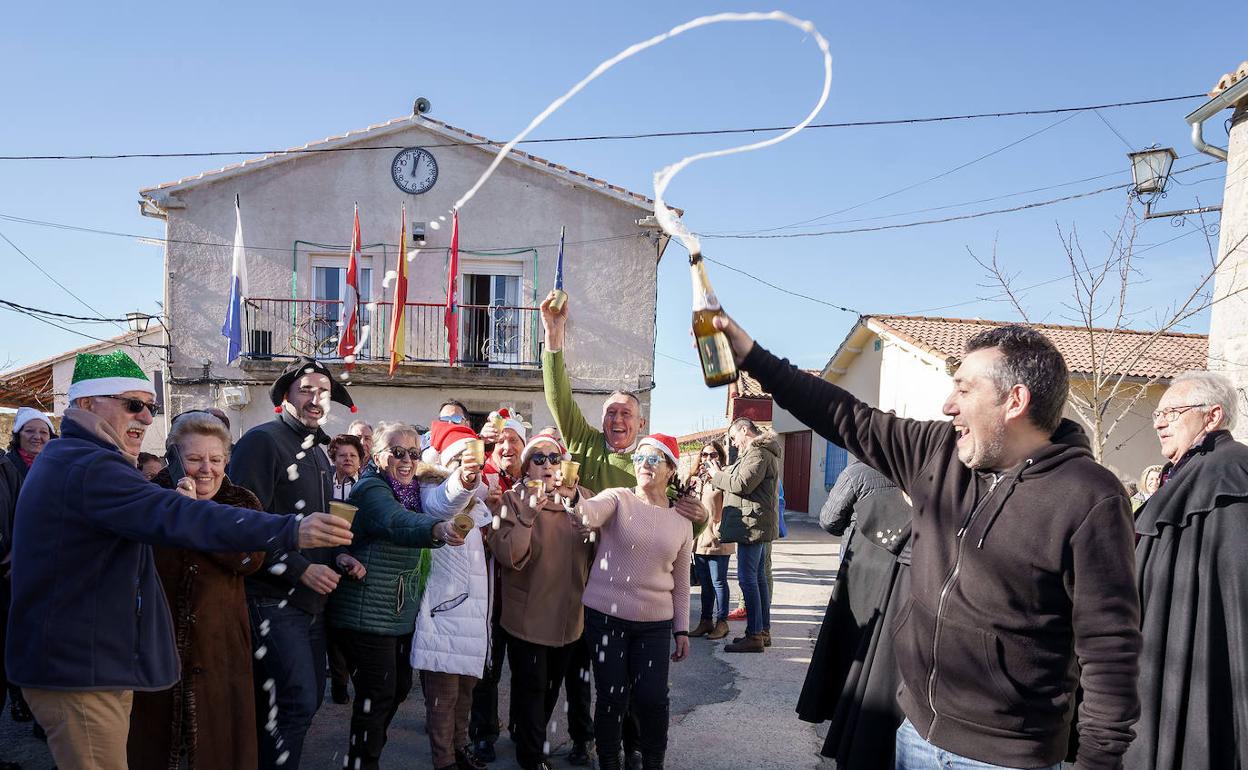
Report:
391,147,438,194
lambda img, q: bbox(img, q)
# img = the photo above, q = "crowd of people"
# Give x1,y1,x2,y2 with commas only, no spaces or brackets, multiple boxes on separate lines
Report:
1,290,1245,770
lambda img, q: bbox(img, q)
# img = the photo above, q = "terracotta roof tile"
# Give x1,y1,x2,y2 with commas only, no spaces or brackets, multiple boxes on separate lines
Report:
870,315,1207,380
1209,59,1248,98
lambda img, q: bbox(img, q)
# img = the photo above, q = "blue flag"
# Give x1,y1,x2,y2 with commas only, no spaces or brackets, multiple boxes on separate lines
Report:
221,195,249,363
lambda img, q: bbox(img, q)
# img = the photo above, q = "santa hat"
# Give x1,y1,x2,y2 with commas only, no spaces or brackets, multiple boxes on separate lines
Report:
269,356,356,413
637,433,680,466
489,407,528,442
521,434,570,466
12,407,54,436
67,351,156,402
431,421,479,466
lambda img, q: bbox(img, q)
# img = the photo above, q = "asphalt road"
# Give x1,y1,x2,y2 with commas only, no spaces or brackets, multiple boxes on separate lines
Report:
1,521,840,770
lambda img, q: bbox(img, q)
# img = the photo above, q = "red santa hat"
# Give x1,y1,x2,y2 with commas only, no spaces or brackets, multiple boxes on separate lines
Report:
520,434,570,466
637,433,680,466
430,421,479,466
489,407,529,441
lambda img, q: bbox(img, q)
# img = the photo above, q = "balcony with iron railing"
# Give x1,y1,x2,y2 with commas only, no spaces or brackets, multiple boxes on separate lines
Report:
240,297,543,370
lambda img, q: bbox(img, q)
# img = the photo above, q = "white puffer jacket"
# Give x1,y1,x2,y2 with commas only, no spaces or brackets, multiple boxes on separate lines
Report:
411,471,493,676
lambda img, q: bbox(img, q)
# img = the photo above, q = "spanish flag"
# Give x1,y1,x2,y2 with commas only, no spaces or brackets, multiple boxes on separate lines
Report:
388,206,408,377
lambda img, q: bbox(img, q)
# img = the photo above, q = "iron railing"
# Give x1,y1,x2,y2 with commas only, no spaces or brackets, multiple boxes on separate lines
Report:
240,297,541,368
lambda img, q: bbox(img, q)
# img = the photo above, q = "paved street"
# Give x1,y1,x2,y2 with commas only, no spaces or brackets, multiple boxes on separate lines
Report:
2,522,840,769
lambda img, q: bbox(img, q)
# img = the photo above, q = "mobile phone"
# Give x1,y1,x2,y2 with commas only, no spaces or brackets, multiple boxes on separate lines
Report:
165,443,187,487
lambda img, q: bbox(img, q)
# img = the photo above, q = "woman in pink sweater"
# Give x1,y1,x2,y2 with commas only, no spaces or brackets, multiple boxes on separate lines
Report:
560,433,694,770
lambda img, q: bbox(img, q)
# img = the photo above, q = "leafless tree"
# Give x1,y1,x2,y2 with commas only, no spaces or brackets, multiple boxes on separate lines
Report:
973,202,1248,462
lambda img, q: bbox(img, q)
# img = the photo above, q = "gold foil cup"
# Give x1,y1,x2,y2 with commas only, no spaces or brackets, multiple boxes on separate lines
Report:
490,415,507,433
559,460,580,488
466,438,486,465
328,501,358,525
549,289,568,312
451,512,475,536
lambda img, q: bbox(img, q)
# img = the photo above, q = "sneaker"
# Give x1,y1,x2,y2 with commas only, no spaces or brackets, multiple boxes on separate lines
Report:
724,633,766,653
568,740,594,766
472,739,496,763
707,620,730,640
726,607,747,621
688,619,714,638
456,745,487,770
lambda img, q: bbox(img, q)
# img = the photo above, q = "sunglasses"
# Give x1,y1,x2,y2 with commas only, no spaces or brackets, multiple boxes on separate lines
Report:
528,452,563,466
386,446,419,460
99,395,160,416
700,451,718,458
438,414,468,425
631,453,666,467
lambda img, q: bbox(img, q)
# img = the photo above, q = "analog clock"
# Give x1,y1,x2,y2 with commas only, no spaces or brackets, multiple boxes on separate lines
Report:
391,147,438,194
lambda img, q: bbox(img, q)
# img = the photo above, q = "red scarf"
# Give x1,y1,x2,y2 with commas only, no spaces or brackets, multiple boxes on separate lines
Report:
17,448,36,468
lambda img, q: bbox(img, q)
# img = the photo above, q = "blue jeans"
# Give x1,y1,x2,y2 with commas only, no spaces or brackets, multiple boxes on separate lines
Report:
895,719,1064,770
694,554,731,622
736,542,770,635
248,598,326,770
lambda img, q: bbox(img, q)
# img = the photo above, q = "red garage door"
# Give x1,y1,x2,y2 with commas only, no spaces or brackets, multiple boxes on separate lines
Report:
782,430,812,513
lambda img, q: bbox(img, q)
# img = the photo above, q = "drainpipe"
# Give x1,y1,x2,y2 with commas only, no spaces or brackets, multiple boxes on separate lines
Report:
1185,76,1248,160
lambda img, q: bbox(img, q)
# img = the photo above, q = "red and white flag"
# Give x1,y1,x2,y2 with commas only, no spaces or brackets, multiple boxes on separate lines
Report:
445,211,460,366
337,204,362,368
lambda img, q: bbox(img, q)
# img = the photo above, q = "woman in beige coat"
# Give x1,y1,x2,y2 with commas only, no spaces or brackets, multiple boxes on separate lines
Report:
487,435,594,770
689,440,735,640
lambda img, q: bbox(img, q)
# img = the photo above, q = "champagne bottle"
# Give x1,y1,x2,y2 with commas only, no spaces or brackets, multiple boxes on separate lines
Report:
690,252,738,387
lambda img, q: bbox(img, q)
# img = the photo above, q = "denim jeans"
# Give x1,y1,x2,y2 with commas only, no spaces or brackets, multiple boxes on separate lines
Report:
694,554,731,622
736,542,771,635
894,719,1064,770
248,598,326,770
585,608,672,769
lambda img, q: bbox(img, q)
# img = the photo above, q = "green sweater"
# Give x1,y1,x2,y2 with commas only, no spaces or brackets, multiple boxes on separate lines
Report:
543,349,636,494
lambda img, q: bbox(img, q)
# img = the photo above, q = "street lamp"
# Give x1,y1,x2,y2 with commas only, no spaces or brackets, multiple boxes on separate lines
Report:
1127,145,1221,222
126,311,151,334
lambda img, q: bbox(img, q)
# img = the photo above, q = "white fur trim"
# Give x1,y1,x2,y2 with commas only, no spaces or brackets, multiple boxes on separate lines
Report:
638,437,678,466
67,376,156,403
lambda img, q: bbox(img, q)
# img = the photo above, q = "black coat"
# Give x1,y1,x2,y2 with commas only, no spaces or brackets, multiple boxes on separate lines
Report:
1126,430,1248,770
228,412,336,615
0,447,30,561
798,474,912,769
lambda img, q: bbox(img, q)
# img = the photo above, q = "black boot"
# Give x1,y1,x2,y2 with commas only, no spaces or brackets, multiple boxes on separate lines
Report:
568,740,594,766
8,689,32,722
596,750,622,770
642,750,665,770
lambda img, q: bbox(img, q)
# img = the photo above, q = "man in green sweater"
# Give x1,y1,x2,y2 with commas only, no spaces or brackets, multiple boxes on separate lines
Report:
539,292,704,769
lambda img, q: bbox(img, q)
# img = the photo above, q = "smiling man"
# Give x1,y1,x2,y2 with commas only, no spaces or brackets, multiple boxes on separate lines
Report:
7,351,353,770
710,318,1140,770
228,356,361,770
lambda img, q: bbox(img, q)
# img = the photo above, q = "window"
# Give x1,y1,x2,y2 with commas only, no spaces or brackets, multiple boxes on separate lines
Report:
308,258,373,359
461,272,522,366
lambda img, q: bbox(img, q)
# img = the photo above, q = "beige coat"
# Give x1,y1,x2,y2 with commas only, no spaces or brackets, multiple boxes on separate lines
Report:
487,486,594,648
694,479,736,556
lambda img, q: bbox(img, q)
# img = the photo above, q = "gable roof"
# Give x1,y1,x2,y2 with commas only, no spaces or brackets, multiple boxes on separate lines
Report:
139,114,661,214
825,314,1208,381
0,331,143,410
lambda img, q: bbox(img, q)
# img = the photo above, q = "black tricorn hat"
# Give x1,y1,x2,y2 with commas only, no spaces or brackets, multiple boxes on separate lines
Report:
269,357,357,413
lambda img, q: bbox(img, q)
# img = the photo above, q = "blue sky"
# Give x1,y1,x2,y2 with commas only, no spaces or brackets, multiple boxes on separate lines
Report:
0,1,1241,434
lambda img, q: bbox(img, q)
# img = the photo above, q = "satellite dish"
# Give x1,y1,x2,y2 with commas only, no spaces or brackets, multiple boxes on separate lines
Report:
413,97,432,116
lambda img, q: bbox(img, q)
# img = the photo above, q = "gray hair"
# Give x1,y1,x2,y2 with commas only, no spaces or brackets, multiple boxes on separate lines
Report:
348,419,373,432
729,418,761,437
372,421,420,459
167,412,233,458
1170,370,1239,431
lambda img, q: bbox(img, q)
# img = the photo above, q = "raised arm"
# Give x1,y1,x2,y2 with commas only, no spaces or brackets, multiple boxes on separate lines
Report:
418,468,477,520
710,446,769,496
541,293,600,451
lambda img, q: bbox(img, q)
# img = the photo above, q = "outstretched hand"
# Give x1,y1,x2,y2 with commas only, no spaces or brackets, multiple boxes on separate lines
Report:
540,292,569,351
298,512,354,549
711,313,754,366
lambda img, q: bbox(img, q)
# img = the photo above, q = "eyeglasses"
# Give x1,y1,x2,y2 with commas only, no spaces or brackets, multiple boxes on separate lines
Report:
528,452,563,466
438,414,468,425
1152,404,1207,424
98,395,160,416
385,446,419,460
631,453,666,467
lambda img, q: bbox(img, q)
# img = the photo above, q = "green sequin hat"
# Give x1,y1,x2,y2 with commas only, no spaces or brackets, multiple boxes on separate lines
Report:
68,350,155,402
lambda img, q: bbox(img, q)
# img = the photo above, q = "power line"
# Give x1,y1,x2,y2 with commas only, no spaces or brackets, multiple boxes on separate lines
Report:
0,298,134,324
700,255,860,314
0,94,1205,161
0,229,125,330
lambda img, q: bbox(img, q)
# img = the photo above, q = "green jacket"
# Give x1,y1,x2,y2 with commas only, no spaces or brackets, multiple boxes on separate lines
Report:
326,468,451,636
543,349,637,494
714,432,782,545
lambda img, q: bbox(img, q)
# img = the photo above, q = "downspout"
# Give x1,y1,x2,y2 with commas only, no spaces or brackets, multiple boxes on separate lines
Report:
1185,76,1248,160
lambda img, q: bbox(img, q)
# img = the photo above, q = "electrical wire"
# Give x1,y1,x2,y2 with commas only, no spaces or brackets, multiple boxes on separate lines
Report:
0,229,125,330
0,94,1206,161
0,298,134,324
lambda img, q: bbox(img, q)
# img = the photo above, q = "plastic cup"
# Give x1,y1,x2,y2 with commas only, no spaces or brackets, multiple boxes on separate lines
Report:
451,512,475,536
328,501,358,525
559,460,580,489
466,439,486,465
549,289,568,312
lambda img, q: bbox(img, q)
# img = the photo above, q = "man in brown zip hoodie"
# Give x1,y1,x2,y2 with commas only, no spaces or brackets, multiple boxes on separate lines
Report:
710,318,1140,770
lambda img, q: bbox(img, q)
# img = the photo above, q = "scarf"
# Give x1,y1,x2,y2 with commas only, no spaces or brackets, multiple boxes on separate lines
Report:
64,406,139,467
17,448,36,468
386,473,422,512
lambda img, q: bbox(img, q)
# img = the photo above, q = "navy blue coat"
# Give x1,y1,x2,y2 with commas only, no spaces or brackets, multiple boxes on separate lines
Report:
5,417,302,692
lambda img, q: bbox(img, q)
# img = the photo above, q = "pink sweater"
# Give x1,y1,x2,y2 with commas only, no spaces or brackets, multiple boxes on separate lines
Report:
577,487,694,633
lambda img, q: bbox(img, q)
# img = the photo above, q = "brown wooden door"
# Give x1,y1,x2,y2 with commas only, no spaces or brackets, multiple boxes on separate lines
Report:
782,430,812,513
